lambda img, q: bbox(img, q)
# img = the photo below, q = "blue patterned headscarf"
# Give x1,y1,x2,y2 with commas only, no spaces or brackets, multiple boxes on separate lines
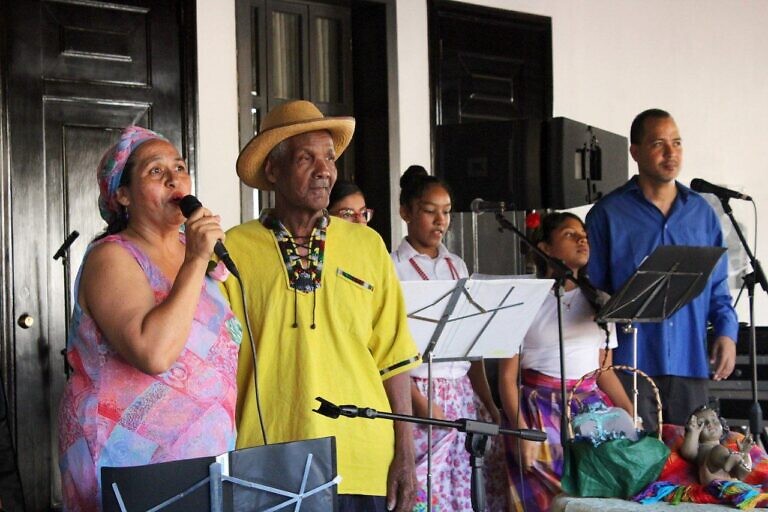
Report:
97,125,166,223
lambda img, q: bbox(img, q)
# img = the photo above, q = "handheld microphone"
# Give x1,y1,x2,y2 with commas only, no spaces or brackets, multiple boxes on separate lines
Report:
470,198,506,214
179,195,240,279
690,178,752,201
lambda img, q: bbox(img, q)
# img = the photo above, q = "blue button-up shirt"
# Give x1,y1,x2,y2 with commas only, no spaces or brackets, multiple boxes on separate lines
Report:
586,176,738,378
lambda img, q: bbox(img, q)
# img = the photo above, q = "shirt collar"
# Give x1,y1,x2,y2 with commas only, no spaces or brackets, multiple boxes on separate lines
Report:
395,237,449,261
625,175,691,205
258,208,330,233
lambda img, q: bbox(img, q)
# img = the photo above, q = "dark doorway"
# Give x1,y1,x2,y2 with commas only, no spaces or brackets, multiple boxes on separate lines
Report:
351,1,391,246
235,0,354,219
235,0,392,246
0,0,198,508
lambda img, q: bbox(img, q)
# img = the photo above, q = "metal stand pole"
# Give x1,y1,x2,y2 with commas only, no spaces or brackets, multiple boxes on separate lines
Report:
624,323,641,428
554,281,569,449
53,229,80,378
426,352,434,512
718,197,767,445
744,273,763,446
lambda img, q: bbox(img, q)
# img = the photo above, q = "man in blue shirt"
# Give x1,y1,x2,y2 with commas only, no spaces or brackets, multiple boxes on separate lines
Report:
586,108,739,429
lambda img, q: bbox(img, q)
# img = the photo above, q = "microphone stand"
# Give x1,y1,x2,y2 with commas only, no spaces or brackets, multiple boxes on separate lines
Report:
313,397,546,512
53,230,80,379
495,213,579,450
718,197,768,445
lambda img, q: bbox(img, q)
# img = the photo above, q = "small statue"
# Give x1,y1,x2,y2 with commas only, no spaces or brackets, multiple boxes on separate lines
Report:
680,405,755,485
635,406,768,508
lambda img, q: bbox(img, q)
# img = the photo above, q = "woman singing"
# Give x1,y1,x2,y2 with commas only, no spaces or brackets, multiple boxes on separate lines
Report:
58,126,241,510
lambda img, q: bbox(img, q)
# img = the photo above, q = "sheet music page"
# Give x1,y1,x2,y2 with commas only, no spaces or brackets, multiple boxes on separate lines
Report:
399,280,457,353
400,278,553,360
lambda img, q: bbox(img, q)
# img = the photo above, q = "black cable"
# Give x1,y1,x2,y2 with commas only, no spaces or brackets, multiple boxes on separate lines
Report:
235,274,268,445
752,199,758,258
734,280,746,309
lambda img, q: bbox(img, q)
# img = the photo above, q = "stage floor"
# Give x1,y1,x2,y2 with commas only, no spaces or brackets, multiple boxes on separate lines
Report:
552,495,734,511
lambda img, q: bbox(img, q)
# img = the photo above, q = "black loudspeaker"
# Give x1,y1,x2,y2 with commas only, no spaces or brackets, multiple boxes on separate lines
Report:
542,117,628,209
435,117,628,211
436,119,543,212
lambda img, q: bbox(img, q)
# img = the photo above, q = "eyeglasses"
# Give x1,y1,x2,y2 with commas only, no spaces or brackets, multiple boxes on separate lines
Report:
332,207,374,223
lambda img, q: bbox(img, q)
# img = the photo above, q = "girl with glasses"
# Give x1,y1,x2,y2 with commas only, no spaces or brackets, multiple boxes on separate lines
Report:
328,180,373,224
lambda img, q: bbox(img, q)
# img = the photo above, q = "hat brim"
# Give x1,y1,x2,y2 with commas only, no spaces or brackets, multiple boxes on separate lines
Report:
236,116,356,190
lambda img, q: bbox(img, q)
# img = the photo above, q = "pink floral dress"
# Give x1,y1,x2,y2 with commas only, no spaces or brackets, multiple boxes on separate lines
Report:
58,234,241,511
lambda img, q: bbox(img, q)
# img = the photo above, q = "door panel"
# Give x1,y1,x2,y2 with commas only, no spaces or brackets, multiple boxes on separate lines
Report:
4,0,196,508
42,2,151,86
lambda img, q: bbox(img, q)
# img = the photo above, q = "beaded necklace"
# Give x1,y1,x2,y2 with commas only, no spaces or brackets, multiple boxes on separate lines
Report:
408,255,460,281
260,210,328,292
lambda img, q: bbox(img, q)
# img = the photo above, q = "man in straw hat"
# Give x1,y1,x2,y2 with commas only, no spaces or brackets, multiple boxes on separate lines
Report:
221,100,420,511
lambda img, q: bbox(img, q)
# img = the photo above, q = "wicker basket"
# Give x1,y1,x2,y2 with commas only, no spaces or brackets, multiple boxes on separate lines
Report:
565,364,663,440
561,365,670,498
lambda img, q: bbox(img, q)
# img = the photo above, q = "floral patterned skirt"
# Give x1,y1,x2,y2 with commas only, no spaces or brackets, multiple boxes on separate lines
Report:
411,375,506,512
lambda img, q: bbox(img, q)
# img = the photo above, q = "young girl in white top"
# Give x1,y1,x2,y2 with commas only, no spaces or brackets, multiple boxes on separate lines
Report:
391,165,500,511
499,211,633,512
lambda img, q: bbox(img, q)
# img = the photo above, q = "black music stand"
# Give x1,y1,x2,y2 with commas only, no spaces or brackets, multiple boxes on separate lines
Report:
597,245,727,427
102,437,339,512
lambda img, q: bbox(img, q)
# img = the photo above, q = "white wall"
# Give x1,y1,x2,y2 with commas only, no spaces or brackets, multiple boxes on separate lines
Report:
196,0,241,230
390,0,768,324
196,0,768,322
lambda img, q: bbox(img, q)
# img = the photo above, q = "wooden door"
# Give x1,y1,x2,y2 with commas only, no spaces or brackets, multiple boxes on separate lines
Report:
1,0,197,508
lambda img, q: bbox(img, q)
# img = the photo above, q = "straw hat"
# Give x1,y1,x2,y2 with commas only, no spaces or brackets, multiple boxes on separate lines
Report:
236,100,355,190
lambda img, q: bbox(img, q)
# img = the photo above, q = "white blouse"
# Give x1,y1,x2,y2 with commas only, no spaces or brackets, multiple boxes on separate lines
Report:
520,287,618,380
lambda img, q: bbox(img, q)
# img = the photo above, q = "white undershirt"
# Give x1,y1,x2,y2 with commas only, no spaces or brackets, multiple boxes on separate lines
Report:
520,287,618,380
391,238,471,379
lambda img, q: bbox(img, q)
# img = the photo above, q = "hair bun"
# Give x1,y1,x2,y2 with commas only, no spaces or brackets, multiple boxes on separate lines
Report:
400,164,429,189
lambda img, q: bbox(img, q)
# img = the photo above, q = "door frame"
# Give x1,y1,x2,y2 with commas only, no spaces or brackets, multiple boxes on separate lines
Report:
0,0,15,444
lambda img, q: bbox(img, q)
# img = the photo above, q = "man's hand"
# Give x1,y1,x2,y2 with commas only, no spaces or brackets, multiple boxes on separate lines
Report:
710,335,737,381
383,372,417,511
386,446,417,511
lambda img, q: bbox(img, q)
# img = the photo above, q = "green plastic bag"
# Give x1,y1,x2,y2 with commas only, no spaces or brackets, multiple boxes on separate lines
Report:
561,435,670,498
